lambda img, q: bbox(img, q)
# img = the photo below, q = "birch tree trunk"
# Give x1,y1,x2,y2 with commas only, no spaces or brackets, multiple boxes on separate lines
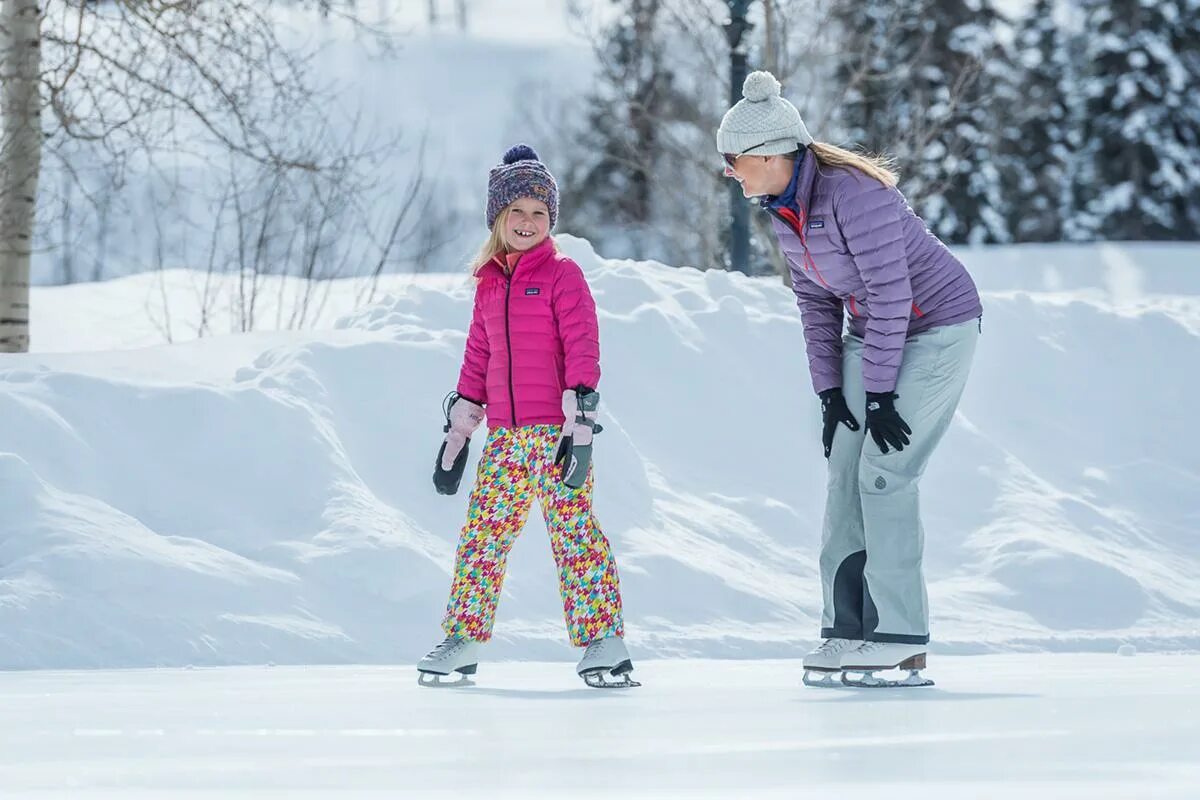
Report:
0,0,41,352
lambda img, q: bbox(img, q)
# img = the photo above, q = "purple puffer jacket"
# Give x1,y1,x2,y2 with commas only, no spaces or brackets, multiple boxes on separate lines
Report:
767,150,982,395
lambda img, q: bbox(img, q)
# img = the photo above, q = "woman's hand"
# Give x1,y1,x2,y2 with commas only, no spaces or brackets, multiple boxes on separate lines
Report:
819,388,860,458
865,391,911,454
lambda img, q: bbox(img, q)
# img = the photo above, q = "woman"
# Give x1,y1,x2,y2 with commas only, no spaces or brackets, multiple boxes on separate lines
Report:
717,71,982,687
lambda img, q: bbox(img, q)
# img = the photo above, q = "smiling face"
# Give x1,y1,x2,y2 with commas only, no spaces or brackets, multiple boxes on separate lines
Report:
502,197,551,252
723,153,795,198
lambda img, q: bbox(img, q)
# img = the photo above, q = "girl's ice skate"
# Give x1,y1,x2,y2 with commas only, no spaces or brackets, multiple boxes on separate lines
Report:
417,635,480,687
576,636,640,688
839,641,933,688
801,637,862,687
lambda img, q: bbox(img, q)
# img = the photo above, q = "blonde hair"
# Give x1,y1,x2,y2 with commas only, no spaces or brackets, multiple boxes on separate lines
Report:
809,141,899,188
471,207,511,279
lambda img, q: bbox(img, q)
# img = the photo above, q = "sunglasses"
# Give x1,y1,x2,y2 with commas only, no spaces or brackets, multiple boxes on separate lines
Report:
722,141,772,168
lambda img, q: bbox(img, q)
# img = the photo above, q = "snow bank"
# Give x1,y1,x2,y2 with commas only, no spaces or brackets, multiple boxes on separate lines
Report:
2,238,1198,668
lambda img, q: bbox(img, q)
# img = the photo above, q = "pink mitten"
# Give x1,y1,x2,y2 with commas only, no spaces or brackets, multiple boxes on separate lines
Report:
554,388,601,488
442,395,485,470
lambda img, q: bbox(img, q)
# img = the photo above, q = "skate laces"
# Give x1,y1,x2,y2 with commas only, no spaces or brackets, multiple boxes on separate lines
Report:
817,638,853,655
584,637,622,663
428,636,464,658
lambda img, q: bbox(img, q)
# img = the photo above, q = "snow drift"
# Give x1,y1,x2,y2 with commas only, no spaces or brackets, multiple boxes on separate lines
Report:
1,238,1197,668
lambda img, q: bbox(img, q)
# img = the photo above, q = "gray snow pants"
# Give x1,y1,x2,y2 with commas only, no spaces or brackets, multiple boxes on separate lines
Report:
820,318,979,644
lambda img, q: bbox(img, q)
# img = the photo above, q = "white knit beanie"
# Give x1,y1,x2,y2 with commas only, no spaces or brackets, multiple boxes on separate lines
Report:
716,70,813,156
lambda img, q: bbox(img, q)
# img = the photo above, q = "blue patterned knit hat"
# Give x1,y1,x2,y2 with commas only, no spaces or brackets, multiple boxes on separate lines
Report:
486,144,559,231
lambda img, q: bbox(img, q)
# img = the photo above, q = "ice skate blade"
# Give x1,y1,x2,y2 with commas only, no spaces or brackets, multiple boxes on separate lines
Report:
840,669,934,688
582,671,641,688
417,665,477,688
802,669,844,688
580,662,641,689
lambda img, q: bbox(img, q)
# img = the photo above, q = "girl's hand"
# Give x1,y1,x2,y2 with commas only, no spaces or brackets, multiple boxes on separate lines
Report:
556,388,601,488
434,393,485,495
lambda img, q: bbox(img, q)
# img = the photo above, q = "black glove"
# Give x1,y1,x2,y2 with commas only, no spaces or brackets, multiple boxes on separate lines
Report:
819,387,860,458
865,391,911,454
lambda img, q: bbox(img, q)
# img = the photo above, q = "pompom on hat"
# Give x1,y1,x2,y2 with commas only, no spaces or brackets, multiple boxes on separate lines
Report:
486,144,559,231
716,71,813,156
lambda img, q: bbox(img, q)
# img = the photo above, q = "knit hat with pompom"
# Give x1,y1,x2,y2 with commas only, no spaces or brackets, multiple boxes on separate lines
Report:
716,71,813,156
486,144,559,231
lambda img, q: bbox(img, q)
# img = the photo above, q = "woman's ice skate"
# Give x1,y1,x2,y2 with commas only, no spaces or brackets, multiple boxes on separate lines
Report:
416,635,479,687
576,636,640,688
801,637,862,687
839,641,934,688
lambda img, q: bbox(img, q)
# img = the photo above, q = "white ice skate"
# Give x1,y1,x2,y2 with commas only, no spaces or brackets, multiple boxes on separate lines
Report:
576,636,640,688
801,638,863,687
839,641,933,688
416,635,480,687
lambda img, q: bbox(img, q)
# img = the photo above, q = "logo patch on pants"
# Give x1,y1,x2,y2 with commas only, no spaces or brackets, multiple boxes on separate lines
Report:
875,476,887,490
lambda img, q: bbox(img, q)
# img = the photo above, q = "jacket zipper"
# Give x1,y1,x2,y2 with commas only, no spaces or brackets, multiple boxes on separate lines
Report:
504,272,517,424
768,206,833,290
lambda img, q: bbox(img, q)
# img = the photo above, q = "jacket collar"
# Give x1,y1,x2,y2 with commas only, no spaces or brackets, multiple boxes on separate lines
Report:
482,236,556,279
762,148,817,216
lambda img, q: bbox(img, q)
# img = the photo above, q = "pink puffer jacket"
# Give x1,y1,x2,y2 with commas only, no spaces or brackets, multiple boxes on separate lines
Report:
456,237,601,428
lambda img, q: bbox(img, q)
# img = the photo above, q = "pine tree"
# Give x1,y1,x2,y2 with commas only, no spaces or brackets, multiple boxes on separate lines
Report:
830,0,1011,244
1000,0,1072,242
830,0,921,154
1069,0,1200,240
1181,0,1200,236
560,0,680,259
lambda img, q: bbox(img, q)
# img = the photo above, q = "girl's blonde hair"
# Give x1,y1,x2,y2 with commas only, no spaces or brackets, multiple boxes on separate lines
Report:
471,206,511,279
808,141,899,188
470,205,558,280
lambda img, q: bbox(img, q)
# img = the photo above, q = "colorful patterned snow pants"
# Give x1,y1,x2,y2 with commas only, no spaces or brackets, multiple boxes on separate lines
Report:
442,425,625,647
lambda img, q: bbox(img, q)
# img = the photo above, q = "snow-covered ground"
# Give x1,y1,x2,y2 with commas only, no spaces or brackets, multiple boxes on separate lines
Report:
3,238,1198,671
0,655,1196,798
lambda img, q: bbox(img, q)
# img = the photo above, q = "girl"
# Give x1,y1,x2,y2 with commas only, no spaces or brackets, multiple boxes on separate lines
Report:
717,72,983,687
417,145,636,689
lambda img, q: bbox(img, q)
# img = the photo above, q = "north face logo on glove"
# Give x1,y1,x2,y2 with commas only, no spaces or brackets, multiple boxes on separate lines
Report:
867,401,881,411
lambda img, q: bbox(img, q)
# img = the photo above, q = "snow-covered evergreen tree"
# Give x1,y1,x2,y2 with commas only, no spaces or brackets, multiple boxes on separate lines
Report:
1069,0,1200,240
999,0,1072,242
830,0,919,154
558,0,682,260
1182,0,1200,237
830,0,1012,244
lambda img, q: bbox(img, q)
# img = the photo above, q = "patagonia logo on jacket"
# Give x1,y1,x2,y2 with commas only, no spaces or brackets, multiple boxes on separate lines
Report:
524,287,541,296
808,218,825,229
